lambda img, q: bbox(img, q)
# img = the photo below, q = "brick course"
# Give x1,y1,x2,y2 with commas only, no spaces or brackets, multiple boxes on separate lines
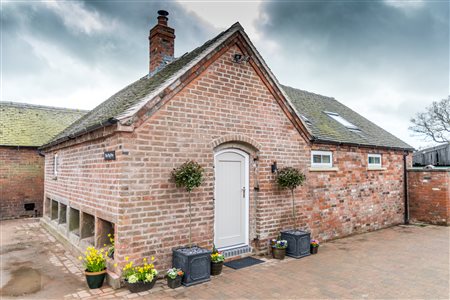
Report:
42,44,410,277
408,169,450,225
0,146,43,219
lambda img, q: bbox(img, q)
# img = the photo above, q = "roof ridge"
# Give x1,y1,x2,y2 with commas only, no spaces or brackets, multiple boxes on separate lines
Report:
0,101,88,113
280,84,335,100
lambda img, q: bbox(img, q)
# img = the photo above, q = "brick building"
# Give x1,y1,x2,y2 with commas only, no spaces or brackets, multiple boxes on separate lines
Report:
40,11,413,278
0,102,86,220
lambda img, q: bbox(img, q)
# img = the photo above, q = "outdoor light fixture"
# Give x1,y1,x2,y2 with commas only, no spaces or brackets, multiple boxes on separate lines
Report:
271,161,278,173
233,53,251,64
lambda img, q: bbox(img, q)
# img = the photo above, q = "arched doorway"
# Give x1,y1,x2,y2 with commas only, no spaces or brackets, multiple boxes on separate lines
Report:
214,149,249,249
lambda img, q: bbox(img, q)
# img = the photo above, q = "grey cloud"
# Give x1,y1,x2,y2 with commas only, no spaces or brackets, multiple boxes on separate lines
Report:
3,1,216,101
253,1,448,147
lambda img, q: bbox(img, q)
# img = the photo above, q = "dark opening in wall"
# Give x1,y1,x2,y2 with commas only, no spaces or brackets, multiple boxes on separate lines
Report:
24,203,35,211
69,207,80,236
59,203,67,224
96,218,115,248
51,200,58,220
45,197,51,217
81,212,95,239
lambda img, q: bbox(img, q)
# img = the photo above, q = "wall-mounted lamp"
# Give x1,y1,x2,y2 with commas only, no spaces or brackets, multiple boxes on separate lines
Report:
271,161,278,173
233,53,251,64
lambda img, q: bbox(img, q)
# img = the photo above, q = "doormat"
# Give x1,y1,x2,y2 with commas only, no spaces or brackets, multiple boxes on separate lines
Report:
224,257,264,270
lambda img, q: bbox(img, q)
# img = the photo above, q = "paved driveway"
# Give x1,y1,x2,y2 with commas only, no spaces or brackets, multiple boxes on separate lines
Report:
1,219,448,299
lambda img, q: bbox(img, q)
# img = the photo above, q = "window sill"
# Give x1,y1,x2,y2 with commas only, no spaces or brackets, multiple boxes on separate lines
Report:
367,167,386,171
309,167,339,172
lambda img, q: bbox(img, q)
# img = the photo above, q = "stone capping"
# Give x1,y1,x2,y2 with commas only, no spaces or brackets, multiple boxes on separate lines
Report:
367,167,387,171
309,167,339,172
210,134,262,151
408,167,450,173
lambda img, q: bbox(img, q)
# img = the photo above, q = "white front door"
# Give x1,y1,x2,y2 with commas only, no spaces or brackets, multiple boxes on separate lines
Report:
214,149,249,249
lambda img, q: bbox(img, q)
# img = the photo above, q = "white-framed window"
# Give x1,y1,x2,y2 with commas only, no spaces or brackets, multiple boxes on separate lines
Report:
368,154,382,168
311,150,333,168
53,154,59,177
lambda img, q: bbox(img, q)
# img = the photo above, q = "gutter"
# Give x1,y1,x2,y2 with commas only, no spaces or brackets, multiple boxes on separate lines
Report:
311,137,415,152
403,151,410,225
39,118,118,151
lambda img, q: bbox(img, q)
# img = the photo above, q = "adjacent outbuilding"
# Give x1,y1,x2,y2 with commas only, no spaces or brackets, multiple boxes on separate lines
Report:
0,102,86,220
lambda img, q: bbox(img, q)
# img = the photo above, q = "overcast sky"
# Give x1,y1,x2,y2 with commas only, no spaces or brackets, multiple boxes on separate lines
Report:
2,0,449,149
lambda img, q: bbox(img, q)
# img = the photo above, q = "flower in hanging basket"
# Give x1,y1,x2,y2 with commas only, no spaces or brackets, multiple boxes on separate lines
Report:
310,239,320,247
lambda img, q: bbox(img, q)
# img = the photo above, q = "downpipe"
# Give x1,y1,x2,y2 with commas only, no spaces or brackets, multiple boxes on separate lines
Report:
403,151,410,225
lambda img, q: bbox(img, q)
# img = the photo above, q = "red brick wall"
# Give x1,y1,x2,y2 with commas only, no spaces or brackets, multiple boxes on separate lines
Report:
115,44,408,268
43,129,122,223
408,169,450,225
0,146,43,219
43,44,409,273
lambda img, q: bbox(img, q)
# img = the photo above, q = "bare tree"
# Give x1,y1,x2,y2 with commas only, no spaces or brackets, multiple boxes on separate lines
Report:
410,96,450,143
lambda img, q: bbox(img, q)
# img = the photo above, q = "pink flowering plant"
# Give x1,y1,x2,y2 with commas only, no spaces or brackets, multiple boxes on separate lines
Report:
310,239,320,248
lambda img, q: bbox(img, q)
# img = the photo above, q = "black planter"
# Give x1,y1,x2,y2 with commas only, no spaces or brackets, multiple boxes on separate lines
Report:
280,230,311,259
85,269,106,289
124,277,157,293
310,245,319,254
211,261,223,275
173,246,211,286
167,276,182,289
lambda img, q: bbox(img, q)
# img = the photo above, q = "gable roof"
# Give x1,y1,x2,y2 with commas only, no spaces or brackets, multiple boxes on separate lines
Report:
0,102,87,147
45,24,238,148
41,22,413,151
282,85,414,150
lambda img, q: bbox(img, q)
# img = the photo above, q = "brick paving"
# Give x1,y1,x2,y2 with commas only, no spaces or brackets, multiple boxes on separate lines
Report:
1,219,449,299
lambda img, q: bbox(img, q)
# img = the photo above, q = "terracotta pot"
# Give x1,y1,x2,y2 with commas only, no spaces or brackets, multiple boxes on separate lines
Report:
211,261,224,276
167,276,182,289
85,269,106,289
310,246,319,254
272,247,286,260
124,277,157,293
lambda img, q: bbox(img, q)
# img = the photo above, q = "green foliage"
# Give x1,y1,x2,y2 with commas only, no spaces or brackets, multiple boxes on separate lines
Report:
171,161,204,193
276,167,306,191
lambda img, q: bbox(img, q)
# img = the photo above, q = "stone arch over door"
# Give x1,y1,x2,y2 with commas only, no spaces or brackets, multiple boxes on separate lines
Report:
210,134,261,156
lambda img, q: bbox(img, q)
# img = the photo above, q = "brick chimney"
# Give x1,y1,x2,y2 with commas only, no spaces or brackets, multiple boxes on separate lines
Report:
149,10,175,75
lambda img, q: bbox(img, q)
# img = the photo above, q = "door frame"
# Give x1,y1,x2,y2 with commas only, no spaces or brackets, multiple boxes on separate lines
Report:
213,148,250,250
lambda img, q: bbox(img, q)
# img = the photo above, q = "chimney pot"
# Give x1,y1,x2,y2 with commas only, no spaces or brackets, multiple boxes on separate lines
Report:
149,10,175,76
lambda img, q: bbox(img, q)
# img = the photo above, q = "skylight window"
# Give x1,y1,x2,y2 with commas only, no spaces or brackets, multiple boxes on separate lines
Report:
324,111,359,130
300,115,311,125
